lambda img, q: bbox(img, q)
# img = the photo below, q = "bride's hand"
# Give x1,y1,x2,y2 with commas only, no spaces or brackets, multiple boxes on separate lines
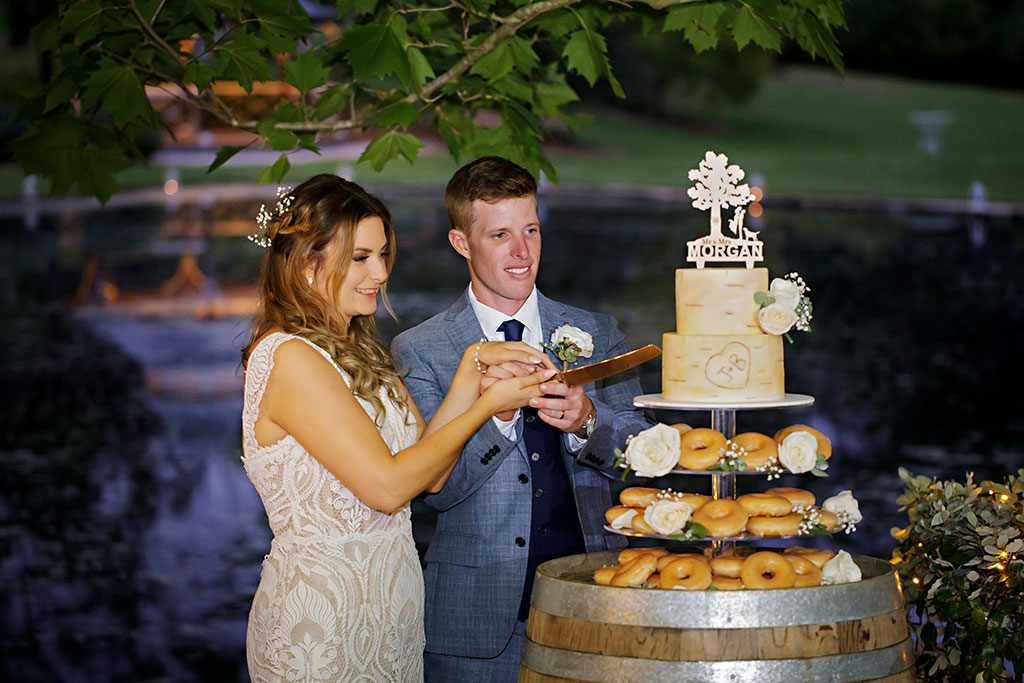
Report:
479,368,556,416
480,361,543,421
470,341,556,373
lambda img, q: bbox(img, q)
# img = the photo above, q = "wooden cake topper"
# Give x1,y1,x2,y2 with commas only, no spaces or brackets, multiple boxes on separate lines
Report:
686,151,762,269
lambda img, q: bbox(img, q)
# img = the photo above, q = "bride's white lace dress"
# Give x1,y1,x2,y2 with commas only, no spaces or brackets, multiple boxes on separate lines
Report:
242,333,424,682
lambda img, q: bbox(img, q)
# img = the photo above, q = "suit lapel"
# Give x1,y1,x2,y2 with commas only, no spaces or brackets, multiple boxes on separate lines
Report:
537,292,570,369
443,292,486,367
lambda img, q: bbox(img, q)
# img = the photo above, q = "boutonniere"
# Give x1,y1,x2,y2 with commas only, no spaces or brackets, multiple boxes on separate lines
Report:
754,272,813,343
543,323,594,372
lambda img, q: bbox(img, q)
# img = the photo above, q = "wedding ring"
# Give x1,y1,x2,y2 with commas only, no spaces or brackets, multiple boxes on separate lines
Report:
559,410,565,419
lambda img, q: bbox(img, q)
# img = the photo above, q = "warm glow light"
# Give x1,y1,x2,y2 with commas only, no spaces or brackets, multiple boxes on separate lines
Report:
1000,494,1009,502
988,562,1005,571
164,179,179,195
912,577,920,584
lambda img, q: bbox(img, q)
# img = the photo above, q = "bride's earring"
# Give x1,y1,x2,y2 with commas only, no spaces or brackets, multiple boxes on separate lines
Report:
307,276,314,286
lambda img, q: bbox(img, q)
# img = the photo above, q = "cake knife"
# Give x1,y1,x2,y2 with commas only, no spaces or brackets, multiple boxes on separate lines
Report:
558,344,662,387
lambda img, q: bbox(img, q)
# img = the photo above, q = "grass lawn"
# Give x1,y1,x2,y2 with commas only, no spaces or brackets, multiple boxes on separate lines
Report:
3,65,1022,202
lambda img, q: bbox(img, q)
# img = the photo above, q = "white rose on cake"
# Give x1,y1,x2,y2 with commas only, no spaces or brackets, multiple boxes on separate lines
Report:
821,550,862,585
758,302,798,335
769,277,802,312
778,430,819,474
643,499,693,536
624,424,680,477
822,490,863,524
550,324,594,358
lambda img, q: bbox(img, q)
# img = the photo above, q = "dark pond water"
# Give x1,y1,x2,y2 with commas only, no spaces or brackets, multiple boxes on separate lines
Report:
1,186,1022,681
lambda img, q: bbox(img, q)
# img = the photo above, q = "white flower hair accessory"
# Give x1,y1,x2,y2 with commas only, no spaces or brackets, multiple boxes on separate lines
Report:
248,186,294,248
543,323,594,371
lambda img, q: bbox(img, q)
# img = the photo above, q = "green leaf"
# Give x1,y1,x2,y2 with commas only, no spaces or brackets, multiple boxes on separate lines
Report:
257,119,299,151
186,0,217,32
207,143,253,173
492,73,534,103
214,32,271,92
561,26,623,97
754,291,774,307
30,16,61,52
339,23,411,85
358,131,423,170
731,4,782,52
509,36,541,74
184,62,216,92
80,60,155,128
284,51,331,95
353,0,380,16
314,84,352,120
44,75,78,114
470,39,515,82
297,133,320,154
257,153,291,183
367,100,420,127
664,3,727,53
60,1,107,43
407,47,436,89
533,81,578,119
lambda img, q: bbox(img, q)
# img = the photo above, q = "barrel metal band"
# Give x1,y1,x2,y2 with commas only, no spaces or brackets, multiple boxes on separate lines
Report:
521,636,916,682
532,551,905,628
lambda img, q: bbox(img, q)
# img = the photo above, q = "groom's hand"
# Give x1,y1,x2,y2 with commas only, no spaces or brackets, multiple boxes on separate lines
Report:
481,361,540,421
532,381,594,434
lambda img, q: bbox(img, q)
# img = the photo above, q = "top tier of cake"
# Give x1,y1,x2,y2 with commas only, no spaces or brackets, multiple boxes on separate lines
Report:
663,267,784,402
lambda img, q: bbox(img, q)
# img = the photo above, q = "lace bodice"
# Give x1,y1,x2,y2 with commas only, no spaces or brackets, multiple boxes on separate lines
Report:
241,332,418,540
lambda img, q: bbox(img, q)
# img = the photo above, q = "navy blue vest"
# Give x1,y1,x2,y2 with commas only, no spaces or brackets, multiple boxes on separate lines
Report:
499,320,586,621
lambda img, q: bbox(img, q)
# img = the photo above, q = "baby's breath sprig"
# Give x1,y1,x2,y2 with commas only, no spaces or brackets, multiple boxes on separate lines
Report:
756,452,785,480
709,440,749,472
248,186,294,248
798,507,833,536
834,510,859,535
784,272,814,333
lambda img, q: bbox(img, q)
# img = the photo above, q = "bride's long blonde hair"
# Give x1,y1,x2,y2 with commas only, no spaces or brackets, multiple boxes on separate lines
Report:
242,175,410,423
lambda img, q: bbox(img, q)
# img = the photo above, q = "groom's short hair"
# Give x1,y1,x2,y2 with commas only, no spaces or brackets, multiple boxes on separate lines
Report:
445,156,537,235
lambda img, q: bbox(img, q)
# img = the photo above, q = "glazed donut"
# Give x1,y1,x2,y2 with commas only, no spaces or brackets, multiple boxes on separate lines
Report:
740,551,797,590
657,552,707,572
605,505,642,529
784,547,836,569
645,572,662,589
619,487,662,508
659,557,713,590
737,492,793,517
709,554,746,579
731,432,778,470
611,554,658,587
692,499,749,537
710,576,744,591
766,487,816,510
631,514,656,535
746,512,804,537
678,428,728,470
818,509,839,531
593,565,619,585
774,424,832,460
786,555,823,587
669,423,693,437
617,547,668,564
671,492,710,512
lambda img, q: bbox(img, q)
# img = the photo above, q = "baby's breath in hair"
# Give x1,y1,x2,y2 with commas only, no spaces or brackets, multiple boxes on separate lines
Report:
249,186,294,248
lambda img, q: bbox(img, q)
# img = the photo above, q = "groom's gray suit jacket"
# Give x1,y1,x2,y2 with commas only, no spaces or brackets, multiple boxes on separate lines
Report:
391,291,652,658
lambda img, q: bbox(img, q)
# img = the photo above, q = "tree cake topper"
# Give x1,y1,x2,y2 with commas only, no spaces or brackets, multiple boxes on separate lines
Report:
686,151,762,269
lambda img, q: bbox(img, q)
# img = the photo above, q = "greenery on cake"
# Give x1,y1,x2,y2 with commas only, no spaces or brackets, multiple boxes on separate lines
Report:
892,468,1024,681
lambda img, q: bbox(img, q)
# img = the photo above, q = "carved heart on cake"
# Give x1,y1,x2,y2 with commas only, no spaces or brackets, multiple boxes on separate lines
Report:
705,342,751,389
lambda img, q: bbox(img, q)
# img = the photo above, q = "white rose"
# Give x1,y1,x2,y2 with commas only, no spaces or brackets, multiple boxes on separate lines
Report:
758,303,798,335
624,424,680,477
769,277,802,312
822,490,863,524
609,509,637,530
643,499,693,536
821,550,862,585
550,324,594,358
778,430,819,474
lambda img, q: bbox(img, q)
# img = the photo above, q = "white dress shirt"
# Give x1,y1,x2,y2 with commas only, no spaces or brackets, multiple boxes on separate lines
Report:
466,285,586,450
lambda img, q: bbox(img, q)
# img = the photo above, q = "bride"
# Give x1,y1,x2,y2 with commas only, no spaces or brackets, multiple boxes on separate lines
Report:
240,174,553,682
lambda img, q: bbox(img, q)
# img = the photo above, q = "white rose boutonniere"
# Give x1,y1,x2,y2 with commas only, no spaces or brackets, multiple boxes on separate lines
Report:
754,272,813,341
622,424,680,478
644,499,693,536
822,490,863,533
821,550,862,585
544,323,594,371
778,430,829,476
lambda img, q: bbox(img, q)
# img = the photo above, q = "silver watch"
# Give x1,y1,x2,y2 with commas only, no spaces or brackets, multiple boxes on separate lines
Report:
576,410,597,439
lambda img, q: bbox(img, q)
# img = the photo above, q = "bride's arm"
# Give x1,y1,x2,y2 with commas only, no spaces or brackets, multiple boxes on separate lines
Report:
260,339,551,514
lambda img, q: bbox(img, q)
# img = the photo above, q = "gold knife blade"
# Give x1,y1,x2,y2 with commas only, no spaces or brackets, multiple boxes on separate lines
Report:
558,344,661,387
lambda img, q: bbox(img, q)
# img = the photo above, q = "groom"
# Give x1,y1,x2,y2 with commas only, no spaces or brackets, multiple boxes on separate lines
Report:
391,156,652,681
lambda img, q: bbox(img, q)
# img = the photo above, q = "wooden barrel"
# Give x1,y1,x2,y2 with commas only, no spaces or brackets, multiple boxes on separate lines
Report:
518,550,915,683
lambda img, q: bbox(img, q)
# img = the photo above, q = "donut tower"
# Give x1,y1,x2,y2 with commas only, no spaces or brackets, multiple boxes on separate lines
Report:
518,153,915,683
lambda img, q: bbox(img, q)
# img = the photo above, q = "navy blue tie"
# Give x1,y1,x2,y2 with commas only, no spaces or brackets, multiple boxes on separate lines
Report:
498,319,585,621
